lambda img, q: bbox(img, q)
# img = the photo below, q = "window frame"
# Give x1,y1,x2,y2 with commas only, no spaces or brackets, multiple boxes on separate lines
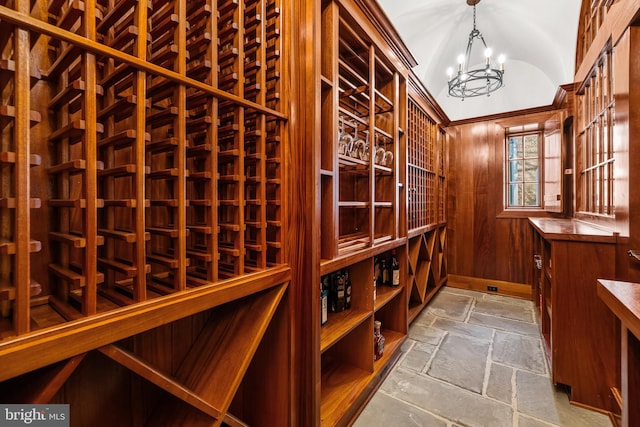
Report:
576,47,614,219
504,129,544,210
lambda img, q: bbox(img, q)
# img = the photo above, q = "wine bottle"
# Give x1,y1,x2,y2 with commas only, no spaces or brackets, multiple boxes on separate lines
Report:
344,269,352,309
374,320,385,361
391,249,400,286
332,271,345,312
320,282,328,325
381,258,389,287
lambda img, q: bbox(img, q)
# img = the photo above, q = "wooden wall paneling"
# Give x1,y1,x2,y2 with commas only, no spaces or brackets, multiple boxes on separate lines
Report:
445,127,458,272
494,219,531,285
453,124,477,276
471,122,495,279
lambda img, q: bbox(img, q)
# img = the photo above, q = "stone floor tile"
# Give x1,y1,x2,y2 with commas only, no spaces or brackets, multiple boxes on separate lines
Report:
432,317,494,341
550,387,612,427
413,309,436,327
353,392,448,427
427,334,490,393
357,288,613,427
468,312,540,337
400,341,437,372
516,371,611,426
482,293,536,309
381,368,513,427
515,370,563,425
473,299,535,323
400,338,416,353
409,323,444,345
486,363,513,404
426,291,473,321
441,286,484,298
492,331,546,374
518,414,558,427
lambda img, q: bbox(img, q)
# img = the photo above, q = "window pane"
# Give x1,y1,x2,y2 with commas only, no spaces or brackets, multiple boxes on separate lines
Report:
509,160,523,182
509,183,523,207
508,137,522,159
524,159,539,181
524,183,539,206
524,135,539,158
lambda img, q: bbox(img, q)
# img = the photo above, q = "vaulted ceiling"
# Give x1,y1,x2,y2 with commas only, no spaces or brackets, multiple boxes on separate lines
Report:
376,0,582,122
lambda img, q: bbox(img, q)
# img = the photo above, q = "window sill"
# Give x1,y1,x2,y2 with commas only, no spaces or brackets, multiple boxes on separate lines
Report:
497,209,559,219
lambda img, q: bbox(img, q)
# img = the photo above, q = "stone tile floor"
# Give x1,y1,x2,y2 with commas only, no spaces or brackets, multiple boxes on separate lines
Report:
354,287,613,427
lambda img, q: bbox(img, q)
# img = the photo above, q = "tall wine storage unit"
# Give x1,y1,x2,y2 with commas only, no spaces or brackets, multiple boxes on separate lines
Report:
0,0,291,425
406,77,448,322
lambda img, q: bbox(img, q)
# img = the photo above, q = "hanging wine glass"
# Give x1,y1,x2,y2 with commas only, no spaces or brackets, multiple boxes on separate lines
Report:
358,130,370,162
349,122,363,159
374,133,385,165
338,116,353,156
383,136,394,168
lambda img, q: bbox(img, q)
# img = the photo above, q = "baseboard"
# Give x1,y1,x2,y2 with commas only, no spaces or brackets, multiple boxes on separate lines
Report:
447,274,532,300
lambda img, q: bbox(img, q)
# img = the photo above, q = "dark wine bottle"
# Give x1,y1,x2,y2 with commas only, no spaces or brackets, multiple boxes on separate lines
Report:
391,249,400,286
381,258,389,286
344,269,352,309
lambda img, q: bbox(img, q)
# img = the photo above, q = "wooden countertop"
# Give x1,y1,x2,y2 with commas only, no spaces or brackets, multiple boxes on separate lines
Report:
598,279,640,340
529,217,618,243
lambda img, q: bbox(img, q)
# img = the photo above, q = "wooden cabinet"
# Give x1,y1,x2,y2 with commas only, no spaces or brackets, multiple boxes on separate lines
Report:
598,279,640,427
320,0,404,259
319,248,407,426
0,0,290,425
530,218,620,414
315,0,418,424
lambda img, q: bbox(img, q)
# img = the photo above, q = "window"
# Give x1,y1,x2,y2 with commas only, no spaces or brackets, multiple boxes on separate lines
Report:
505,129,541,208
576,48,614,216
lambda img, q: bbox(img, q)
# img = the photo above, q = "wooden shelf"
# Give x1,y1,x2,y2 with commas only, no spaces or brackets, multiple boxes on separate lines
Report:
320,308,371,353
374,284,403,311
320,329,404,427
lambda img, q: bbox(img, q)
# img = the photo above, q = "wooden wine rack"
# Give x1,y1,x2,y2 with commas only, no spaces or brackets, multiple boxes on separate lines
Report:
0,1,290,423
0,0,286,337
406,83,448,322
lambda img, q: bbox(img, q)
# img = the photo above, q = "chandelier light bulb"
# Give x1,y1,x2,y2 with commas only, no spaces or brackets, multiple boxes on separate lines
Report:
447,67,454,80
457,54,465,65
484,47,492,58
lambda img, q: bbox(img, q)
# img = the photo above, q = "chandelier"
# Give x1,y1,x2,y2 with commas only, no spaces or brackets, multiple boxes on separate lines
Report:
447,0,505,99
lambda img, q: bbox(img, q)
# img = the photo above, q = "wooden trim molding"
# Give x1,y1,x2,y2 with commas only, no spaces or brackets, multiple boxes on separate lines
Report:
353,0,418,70
408,71,450,126
447,102,564,127
447,274,532,300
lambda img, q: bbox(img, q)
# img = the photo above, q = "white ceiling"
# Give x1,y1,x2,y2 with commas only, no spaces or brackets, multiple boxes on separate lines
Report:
376,0,582,122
